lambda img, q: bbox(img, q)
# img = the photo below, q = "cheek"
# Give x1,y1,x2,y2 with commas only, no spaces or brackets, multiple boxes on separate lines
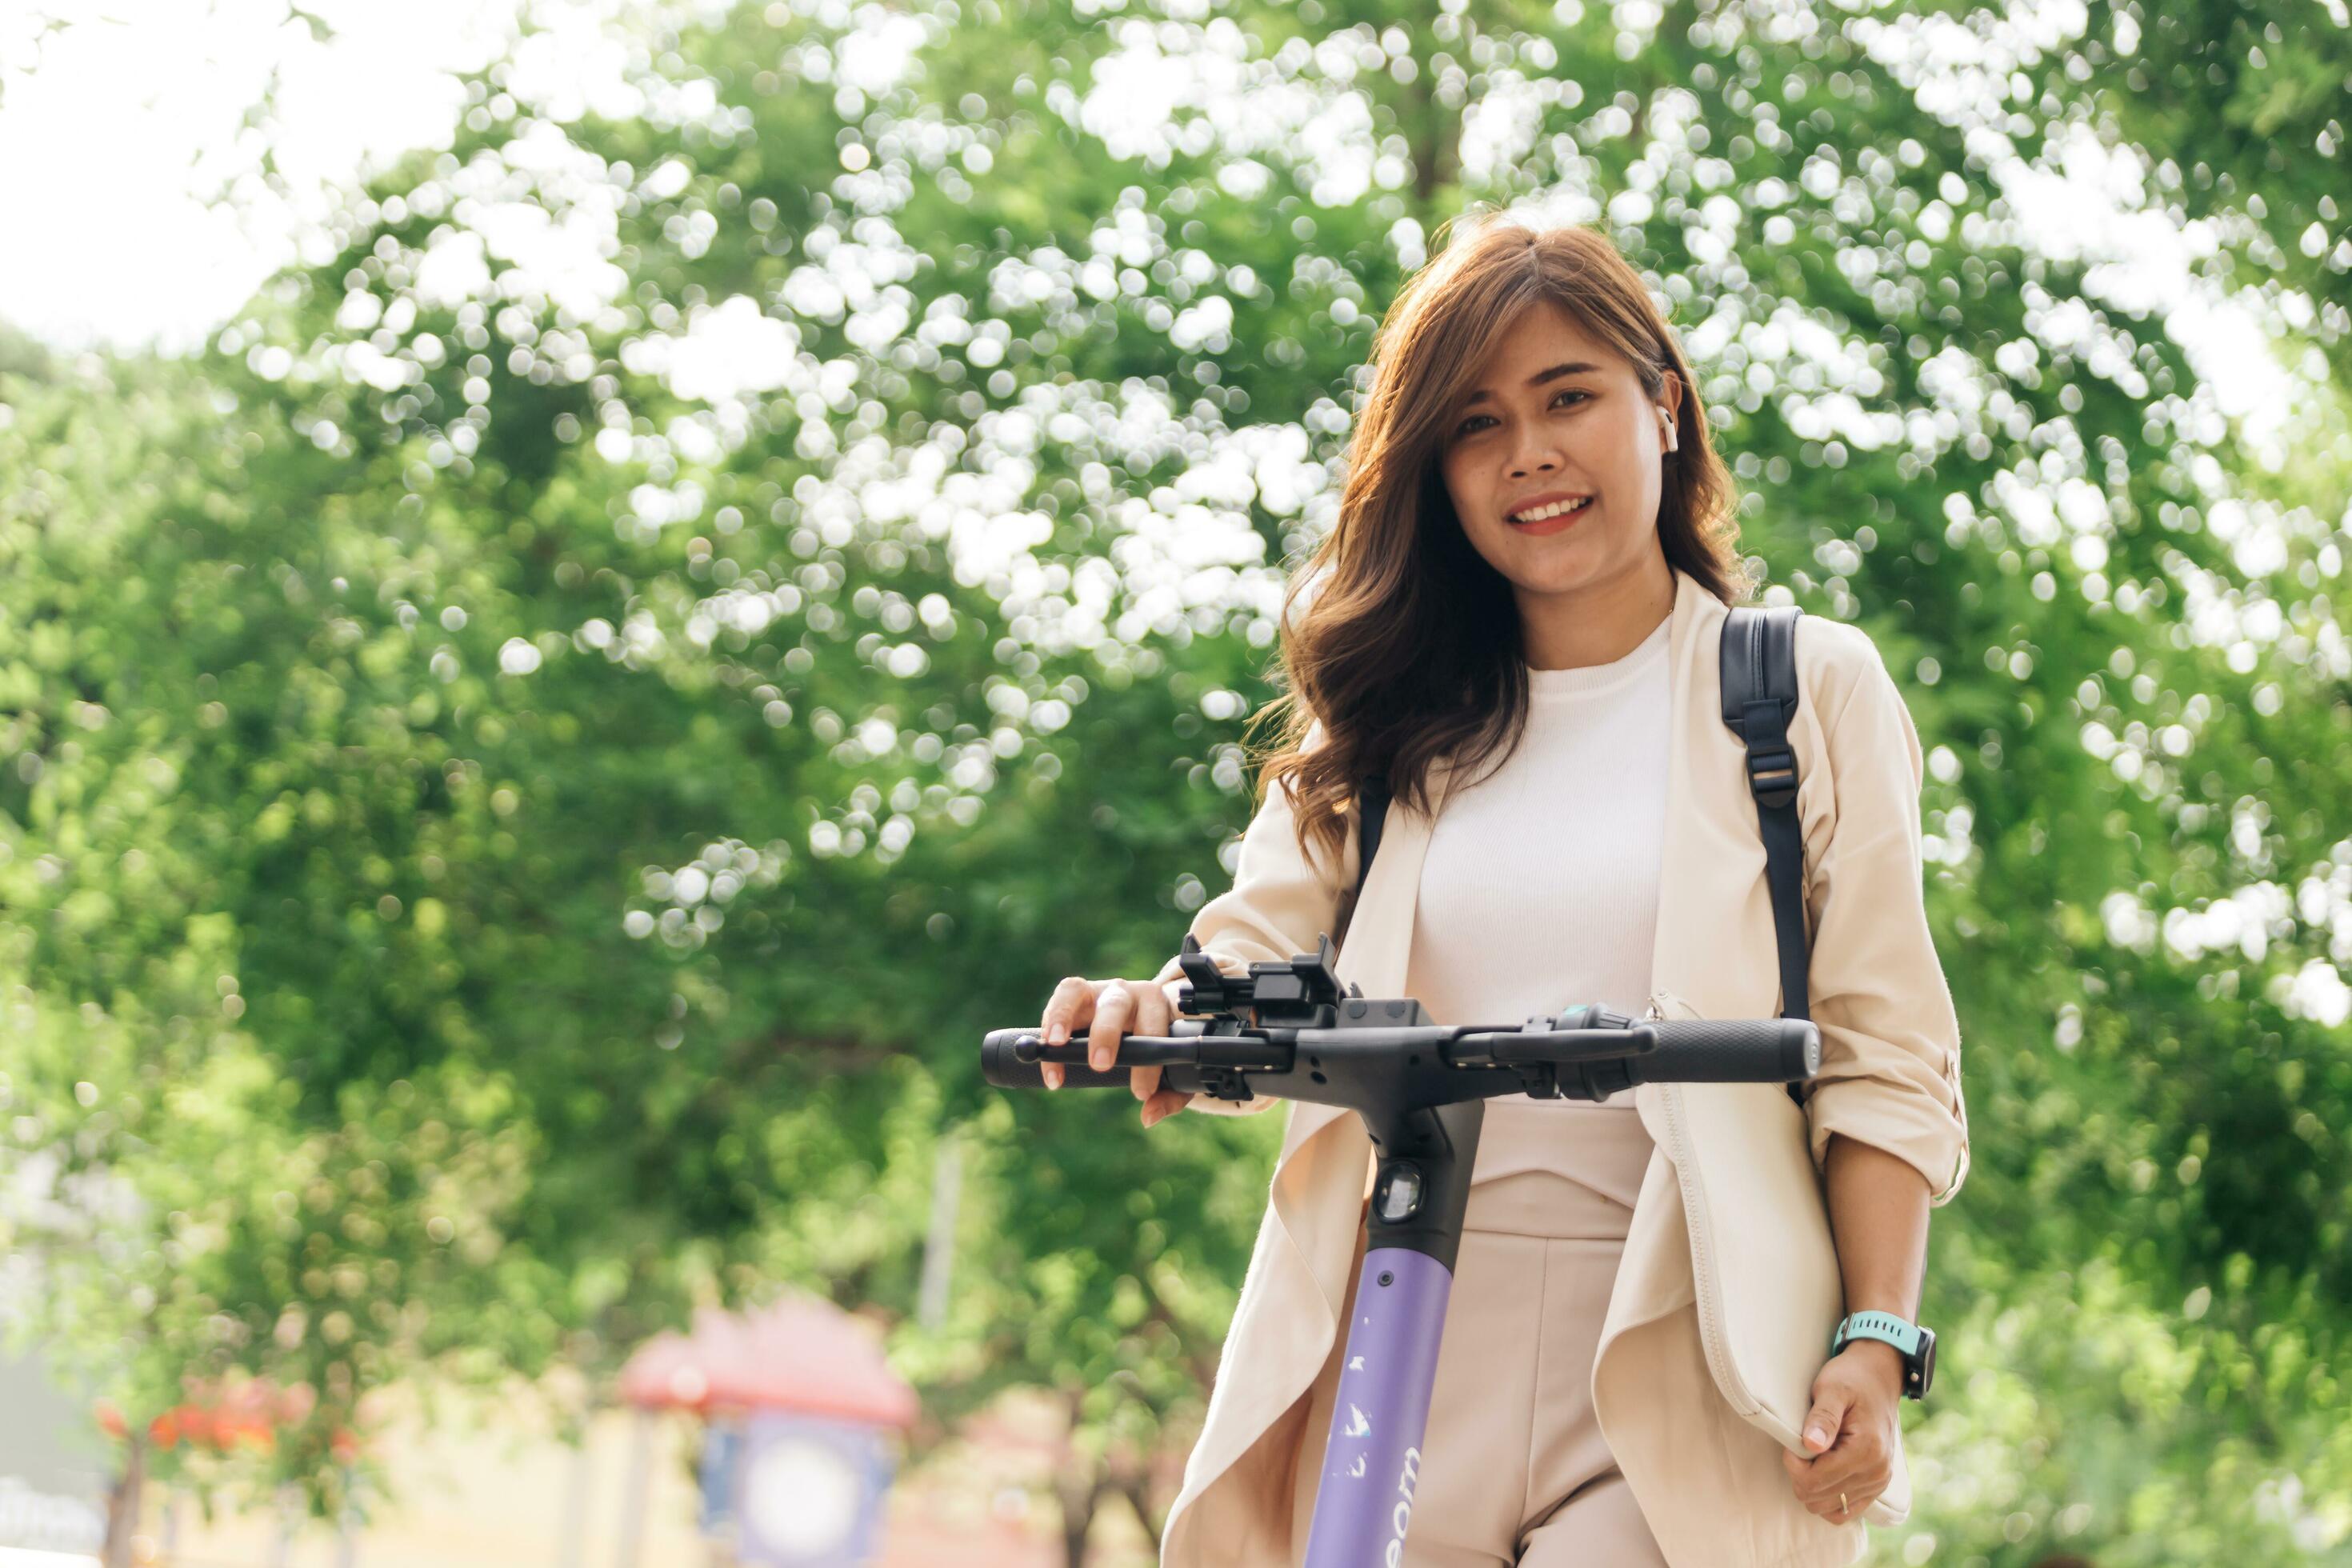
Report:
1598,411,1644,468
1596,421,1656,499
1438,452,1482,514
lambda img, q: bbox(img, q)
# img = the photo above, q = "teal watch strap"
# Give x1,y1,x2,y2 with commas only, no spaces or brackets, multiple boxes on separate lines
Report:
1831,1310,1937,1400
1830,1309,1922,1358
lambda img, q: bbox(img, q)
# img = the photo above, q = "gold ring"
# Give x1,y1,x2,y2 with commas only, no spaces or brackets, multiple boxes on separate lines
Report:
1839,1491,1850,1516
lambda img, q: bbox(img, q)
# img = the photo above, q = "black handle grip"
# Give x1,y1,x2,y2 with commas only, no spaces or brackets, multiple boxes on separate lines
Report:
982,1027,1122,1089
1626,1018,1820,1085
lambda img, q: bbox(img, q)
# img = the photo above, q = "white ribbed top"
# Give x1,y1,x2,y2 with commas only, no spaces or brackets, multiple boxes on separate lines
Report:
1404,611,1672,1188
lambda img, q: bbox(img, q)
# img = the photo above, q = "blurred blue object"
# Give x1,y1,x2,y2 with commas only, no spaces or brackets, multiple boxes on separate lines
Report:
698,1418,743,1535
731,1411,895,1567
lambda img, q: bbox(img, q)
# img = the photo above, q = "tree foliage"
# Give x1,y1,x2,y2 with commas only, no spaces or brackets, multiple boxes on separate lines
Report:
2,0,2347,1560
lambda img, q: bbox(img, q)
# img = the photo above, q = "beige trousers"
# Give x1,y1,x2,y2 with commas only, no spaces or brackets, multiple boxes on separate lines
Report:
1289,1103,1669,1567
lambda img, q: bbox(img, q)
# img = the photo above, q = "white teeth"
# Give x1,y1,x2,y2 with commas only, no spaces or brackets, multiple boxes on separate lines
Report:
1510,497,1592,524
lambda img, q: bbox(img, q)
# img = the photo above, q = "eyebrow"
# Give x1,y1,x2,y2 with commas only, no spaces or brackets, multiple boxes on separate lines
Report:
1461,362,1604,406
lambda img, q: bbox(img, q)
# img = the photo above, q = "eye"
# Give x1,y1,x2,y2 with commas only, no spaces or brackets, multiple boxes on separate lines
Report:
1453,389,1590,438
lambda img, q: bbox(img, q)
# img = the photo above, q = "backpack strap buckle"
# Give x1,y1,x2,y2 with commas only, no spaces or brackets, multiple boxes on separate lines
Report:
1740,697,1799,809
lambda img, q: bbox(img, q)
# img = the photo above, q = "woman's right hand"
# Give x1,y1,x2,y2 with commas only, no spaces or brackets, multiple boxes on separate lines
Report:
1037,974,1196,1127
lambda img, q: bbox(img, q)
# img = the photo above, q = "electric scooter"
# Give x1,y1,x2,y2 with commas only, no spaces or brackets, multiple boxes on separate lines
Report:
982,931,1822,1567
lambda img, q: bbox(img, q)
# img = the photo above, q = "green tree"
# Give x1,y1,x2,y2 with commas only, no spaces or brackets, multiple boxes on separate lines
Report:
4,0,2347,1562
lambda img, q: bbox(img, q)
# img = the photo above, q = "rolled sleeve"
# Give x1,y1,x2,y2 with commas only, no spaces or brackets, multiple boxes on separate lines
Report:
1800,645,1972,1206
1150,725,1358,1118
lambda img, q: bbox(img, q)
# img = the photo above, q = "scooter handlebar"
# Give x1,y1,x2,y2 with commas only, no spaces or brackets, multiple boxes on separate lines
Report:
981,1018,1818,1096
1625,1018,1821,1085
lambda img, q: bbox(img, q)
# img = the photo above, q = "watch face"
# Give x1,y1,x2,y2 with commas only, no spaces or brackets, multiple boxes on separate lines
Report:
1915,1327,1936,1398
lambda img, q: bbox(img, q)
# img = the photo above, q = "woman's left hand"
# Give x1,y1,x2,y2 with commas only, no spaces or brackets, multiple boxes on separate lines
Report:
1781,1341,1904,1524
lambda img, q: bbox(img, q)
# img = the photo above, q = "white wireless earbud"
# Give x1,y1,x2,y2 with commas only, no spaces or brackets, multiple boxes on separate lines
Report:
1658,406,1678,454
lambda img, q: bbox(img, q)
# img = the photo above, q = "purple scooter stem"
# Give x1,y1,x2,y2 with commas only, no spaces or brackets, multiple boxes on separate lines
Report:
1302,1247,1454,1567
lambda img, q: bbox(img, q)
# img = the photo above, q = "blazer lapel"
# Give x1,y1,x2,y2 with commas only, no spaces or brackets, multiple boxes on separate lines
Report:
1644,566,1708,1011
1278,750,1458,1159
1629,566,1723,1142
1642,566,1770,1023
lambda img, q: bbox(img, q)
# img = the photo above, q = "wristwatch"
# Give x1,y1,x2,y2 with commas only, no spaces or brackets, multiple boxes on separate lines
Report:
1829,1310,1937,1400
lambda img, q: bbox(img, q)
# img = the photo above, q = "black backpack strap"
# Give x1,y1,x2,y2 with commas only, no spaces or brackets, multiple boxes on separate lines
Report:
1720,604,1810,1109
1356,770,1391,902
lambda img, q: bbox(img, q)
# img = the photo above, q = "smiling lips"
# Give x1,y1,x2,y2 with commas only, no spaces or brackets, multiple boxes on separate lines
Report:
1506,494,1594,534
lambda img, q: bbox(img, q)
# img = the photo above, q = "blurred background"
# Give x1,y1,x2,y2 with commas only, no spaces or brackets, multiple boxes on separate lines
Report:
0,0,2346,1563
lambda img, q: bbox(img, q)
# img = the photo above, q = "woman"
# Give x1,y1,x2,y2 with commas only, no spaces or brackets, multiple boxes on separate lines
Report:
1034,215,1970,1566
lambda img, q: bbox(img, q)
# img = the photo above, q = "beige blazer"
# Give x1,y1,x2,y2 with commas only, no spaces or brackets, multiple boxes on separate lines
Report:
1150,566,1970,1568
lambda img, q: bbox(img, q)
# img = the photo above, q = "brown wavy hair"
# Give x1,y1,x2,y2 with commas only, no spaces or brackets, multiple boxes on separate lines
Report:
1249,212,1752,874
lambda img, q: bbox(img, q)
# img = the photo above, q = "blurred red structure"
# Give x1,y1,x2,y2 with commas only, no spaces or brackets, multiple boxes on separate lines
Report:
94,1377,358,1459
618,1296,918,1426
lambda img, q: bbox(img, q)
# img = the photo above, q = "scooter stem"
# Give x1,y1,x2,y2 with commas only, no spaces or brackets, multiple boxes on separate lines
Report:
1301,1098,1486,1568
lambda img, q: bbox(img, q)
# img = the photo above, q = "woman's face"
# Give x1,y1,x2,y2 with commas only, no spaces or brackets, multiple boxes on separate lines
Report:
1435,298,1680,610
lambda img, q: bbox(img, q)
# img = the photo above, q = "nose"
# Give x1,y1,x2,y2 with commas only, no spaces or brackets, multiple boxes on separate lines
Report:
1507,430,1566,477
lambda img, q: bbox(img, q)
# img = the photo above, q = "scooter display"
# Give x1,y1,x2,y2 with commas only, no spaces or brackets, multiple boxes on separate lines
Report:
982,931,1822,1567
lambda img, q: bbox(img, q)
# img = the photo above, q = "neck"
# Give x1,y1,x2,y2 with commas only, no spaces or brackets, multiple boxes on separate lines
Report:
1519,546,1677,670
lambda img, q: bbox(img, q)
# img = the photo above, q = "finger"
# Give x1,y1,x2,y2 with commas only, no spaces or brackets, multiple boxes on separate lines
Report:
1141,1088,1193,1127
1797,1438,1872,1486
1822,1462,1890,1502
1780,1442,1850,1487
1794,1445,1879,1508
1090,982,1136,1072
1830,1474,1888,1516
1040,976,1095,1091
1128,984,1176,1100
1800,1391,1849,1454
1041,974,1092,1041
1816,1482,1880,1522
1137,977,1174,1037
1794,1467,1859,1519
